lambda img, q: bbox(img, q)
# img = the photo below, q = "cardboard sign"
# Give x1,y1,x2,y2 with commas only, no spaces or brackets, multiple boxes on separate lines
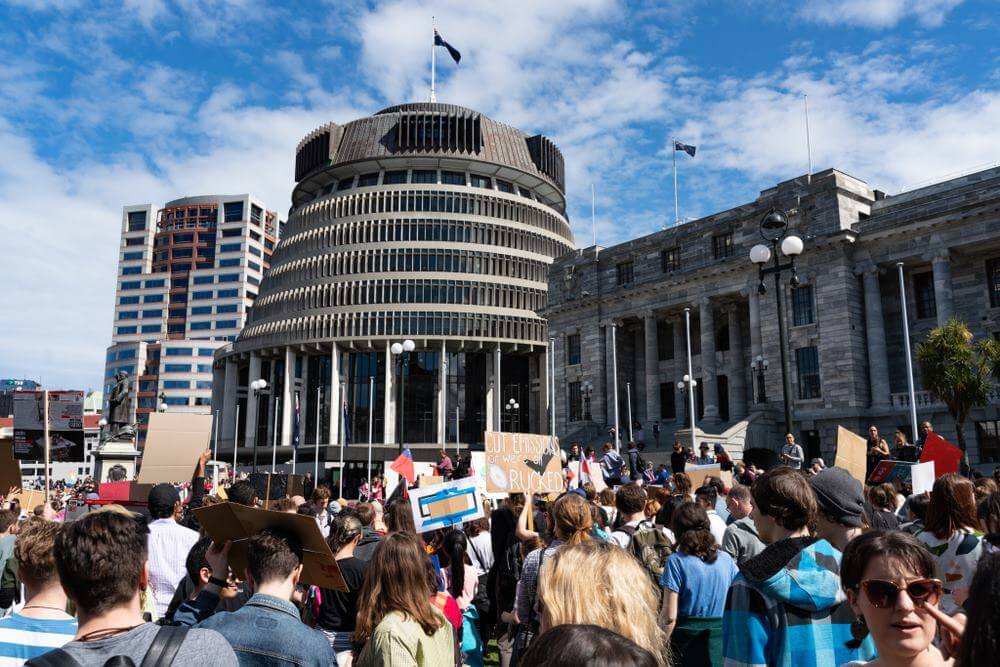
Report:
418,475,445,488
484,432,561,494
194,501,347,591
910,461,935,495
409,476,484,533
867,460,914,485
919,432,961,476
137,413,212,484
685,464,723,490
835,426,868,484
12,391,85,462
0,443,22,496
12,489,47,513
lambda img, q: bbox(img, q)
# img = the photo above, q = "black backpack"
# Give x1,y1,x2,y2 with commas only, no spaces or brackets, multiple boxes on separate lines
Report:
495,536,525,614
26,625,190,667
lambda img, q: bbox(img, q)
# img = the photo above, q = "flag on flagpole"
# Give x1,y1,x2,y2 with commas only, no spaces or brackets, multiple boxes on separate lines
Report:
673,141,696,157
391,448,416,485
582,457,607,492
434,30,461,64
291,393,301,449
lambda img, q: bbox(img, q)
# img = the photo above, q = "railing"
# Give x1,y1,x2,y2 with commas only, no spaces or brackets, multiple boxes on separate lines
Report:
891,386,1000,409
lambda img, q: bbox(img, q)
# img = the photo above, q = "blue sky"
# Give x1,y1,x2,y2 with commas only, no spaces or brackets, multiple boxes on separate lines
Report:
2,0,999,391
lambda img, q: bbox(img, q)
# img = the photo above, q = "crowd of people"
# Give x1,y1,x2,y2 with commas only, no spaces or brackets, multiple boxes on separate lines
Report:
0,427,998,667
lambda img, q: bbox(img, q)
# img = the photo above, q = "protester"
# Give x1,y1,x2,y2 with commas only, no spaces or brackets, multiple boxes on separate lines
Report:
809,466,865,552
518,624,659,667
914,473,984,614
840,530,950,667
163,535,244,623
49,511,237,665
437,449,455,480
671,472,693,500
609,484,651,548
715,444,733,471
900,493,930,534
146,482,200,617
955,552,1000,666
894,429,920,462
440,529,483,666
866,425,891,479
597,489,617,527
0,519,76,664
693,486,726,545
721,484,765,565
779,433,804,469
671,441,686,474
978,491,1000,553
702,476,730,522
227,481,258,507
0,509,17,615
536,541,668,666
694,443,715,465
464,516,494,645
599,443,625,487
626,441,644,483
972,477,997,503
916,420,934,448
318,514,366,666
653,464,671,486
660,502,737,667
311,486,332,538
723,467,875,667
353,533,453,666
866,483,902,531
384,499,417,536
353,502,381,562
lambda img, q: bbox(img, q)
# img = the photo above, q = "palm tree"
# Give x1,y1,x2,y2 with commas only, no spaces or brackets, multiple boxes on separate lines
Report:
915,319,1000,470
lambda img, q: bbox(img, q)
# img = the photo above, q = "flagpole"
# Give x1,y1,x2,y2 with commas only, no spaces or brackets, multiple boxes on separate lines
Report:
898,262,919,440
672,137,679,226
804,94,812,184
367,376,374,495
611,322,620,453
291,394,297,477
339,381,346,499
591,183,597,248
430,16,437,103
455,406,460,459
233,403,240,477
271,395,279,474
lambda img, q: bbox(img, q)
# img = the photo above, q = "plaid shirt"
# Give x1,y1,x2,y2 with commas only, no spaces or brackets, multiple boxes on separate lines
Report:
515,540,563,623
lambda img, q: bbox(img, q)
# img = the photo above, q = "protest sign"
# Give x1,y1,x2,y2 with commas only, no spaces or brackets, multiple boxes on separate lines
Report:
484,432,561,494
409,476,485,533
835,426,868,484
910,461,935,495
867,460,914,485
685,464,722,490
417,475,444,488
0,443,22,495
12,489,47,513
919,432,961,476
195,501,347,591
12,391,85,462
137,412,212,484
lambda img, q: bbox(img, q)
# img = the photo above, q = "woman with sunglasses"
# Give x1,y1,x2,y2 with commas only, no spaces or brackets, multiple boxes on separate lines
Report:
840,530,949,667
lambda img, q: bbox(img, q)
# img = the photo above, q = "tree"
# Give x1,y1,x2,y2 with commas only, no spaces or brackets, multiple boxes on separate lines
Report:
916,319,1000,468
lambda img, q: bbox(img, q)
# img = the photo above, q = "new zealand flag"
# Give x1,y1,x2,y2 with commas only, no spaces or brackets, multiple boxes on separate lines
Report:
674,141,697,157
434,30,461,64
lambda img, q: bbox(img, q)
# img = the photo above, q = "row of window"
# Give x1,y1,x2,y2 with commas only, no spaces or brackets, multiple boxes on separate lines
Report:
119,294,164,305
252,279,546,321
189,320,238,331
116,325,162,335
117,309,163,320
328,169,534,198
294,188,571,240
191,304,240,315
120,279,166,290
614,232,736,287
278,218,567,263
240,310,548,346
162,363,213,373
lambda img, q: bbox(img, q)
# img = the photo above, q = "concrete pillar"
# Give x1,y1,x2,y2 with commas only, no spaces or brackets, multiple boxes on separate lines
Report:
673,316,686,422
728,306,748,420
539,345,550,435
281,348,294,448
382,346,394,446
220,359,237,446
859,263,891,407
437,340,446,446
245,353,261,450
930,249,954,326
328,344,340,448
747,283,762,362
603,320,618,430
699,298,720,422
643,311,660,428
484,350,495,435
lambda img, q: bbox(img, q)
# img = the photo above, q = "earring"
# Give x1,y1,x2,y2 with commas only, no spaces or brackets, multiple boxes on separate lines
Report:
850,615,869,642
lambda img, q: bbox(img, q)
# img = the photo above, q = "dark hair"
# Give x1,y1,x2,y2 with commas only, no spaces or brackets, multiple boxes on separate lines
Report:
978,491,1000,533
907,493,930,522
519,624,659,667
56,511,147,614
185,536,213,585
957,553,1000,667
925,474,979,539
840,530,937,649
312,486,332,503
0,509,17,533
598,489,616,506
672,473,692,497
465,516,490,538
247,528,303,584
296,503,318,518
270,497,299,513
729,484,752,503
441,529,468,599
615,484,647,515
671,502,718,563
385,499,416,535
655,495,686,529
867,484,897,512
14,518,60,584
704,476,726,496
356,502,376,527
751,468,816,531
694,485,718,507
228,481,257,507
329,514,363,552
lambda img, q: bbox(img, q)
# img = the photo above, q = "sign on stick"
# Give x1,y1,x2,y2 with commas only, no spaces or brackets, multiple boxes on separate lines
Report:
409,476,485,534
484,432,561,494
13,391,85,462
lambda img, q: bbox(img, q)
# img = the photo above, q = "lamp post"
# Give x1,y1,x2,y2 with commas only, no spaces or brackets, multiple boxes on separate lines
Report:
505,397,520,432
157,392,168,413
750,354,769,404
390,339,415,452
582,381,593,421
249,378,268,472
677,375,698,429
749,208,804,437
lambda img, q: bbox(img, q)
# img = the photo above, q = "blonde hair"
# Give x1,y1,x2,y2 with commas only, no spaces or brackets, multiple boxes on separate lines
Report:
550,493,592,546
538,541,669,666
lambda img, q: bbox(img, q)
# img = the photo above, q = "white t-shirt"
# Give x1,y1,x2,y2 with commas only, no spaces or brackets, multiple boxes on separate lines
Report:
706,510,727,546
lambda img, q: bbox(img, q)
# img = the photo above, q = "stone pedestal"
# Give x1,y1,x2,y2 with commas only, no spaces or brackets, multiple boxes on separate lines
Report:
92,438,142,483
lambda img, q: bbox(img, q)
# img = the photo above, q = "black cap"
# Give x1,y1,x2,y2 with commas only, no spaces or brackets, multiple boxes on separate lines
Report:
147,483,180,513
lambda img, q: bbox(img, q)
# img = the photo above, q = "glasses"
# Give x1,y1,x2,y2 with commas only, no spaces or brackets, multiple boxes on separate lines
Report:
859,578,942,609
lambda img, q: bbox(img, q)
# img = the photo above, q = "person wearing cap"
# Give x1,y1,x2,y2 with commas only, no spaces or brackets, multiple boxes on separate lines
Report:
808,466,864,552
694,443,715,466
146,482,200,618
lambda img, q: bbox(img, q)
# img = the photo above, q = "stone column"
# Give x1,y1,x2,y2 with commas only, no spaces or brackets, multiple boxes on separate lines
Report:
539,344,550,435
603,320,618,430
699,298,720,422
220,359,238,447
327,344,340,448
673,316,687,422
484,348,495,434
728,306,748,420
281,348,294,449
382,345,394,446
858,263,891,407
930,249,954,326
747,283,762,363
437,340,447,446
245,353,261,450
643,311,660,428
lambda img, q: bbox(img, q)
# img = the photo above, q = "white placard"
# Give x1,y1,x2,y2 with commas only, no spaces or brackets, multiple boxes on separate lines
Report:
409,476,485,534
910,460,935,496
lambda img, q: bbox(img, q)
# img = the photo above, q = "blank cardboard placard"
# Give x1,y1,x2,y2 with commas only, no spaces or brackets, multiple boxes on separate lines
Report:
409,476,484,533
137,413,212,485
12,489,46,513
910,461,935,495
484,432,561,493
194,501,347,591
418,475,444,488
0,442,22,494
835,426,868,484
686,464,722,490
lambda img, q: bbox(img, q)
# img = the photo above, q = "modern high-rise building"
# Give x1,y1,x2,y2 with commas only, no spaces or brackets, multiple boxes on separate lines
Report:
103,195,281,445
213,102,574,475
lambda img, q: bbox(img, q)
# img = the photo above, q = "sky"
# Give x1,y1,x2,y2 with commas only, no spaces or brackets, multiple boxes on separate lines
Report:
1,0,999,392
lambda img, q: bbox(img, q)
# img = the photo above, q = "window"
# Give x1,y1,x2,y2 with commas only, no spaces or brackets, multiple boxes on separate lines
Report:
119,311,139,320
496,180,514,193
143,294,164,303
125,237,144,246
796,346,821,399
223,201,244,222
336,178,353,191
116,326,137,335
165,347,193,356
197,364,212,373
470,174,490,189
121,280,141,290
191,306,212,315
172,248,193,259
221,228,242,238
792,285,815,326
173,233,194,244
660,382,676,419
247,261,260,272
566,334,581,365
357,173,379,187
163,396,188,406
248,246,262,257
441,171,465,185
121,266,141,275
171,277,188,288
411,169,437,184
168,308,185,318
661,247,679,272
196,381,213,390
215,320,237,329
987,259,1000,308
568,381,582,422
193,275,214,284
198,348,217,356
144,279,165,288
119,296,140,305
914,273,937,320
190,321,211,330
167,323,185,334
657,321,674,360
216,304,238,313
163,364,190,373
975,420,1000,463
218,258,241,267
250,205,262,225
218,274,239,283
616,261,634,286
712,232,734,260
220,243,241,253
141,309,162,319
123,251,144,261
383,170,407,184
127,211,146,232
217,289,239,298
192,291,213,300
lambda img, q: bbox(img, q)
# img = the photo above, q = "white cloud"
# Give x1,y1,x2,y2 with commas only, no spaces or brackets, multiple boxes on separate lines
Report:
798,0,963,29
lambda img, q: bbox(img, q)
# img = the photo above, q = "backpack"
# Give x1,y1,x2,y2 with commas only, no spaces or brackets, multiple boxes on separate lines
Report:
26,625,190,667
495,537,525,614
619,523,673,586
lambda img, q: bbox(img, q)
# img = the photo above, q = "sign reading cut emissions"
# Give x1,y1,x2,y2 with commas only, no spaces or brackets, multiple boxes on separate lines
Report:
484,432,562,494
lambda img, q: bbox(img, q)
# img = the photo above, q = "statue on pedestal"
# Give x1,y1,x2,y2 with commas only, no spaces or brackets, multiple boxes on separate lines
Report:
104,370,136,442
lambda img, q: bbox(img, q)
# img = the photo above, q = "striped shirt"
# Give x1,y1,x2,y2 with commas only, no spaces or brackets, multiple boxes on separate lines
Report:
0,613,77,665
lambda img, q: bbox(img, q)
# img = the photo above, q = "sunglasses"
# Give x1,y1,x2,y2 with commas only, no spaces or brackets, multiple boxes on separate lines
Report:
859,578,942,609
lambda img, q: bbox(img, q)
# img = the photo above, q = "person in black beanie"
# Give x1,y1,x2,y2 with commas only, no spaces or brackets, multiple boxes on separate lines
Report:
809,467,865,552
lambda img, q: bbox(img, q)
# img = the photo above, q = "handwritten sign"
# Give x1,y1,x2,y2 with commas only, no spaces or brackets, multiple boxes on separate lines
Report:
409,476,485,533
484,432,561,494
835,426,868,484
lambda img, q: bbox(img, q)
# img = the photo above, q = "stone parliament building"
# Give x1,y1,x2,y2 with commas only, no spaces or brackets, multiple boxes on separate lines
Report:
545,166,1000,467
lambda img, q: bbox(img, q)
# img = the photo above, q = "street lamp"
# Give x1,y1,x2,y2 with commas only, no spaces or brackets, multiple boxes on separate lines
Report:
157,392,168,413
505,397,520,431
749,207,803,436
250,378,268,472
677,375,698,427
390,339,415,452
750,354,769,404
582,381,593,421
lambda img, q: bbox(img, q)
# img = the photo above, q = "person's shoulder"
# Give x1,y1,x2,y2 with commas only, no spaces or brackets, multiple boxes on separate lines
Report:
177,627,239,664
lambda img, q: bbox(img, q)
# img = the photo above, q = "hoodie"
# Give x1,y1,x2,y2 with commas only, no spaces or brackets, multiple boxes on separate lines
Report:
722,536,875,667
353,526,382,563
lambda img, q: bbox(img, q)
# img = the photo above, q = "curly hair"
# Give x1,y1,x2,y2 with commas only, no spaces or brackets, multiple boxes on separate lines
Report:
671,502,718,563
15,518,60,584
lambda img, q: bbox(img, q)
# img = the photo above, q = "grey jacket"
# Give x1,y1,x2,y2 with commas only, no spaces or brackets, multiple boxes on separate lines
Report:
722,516,766,566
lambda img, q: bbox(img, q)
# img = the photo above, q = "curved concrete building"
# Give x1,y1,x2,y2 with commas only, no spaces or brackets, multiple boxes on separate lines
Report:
214,102,574,480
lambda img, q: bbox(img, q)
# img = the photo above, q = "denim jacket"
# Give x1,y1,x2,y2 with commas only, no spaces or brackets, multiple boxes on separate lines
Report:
176,590,337,667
